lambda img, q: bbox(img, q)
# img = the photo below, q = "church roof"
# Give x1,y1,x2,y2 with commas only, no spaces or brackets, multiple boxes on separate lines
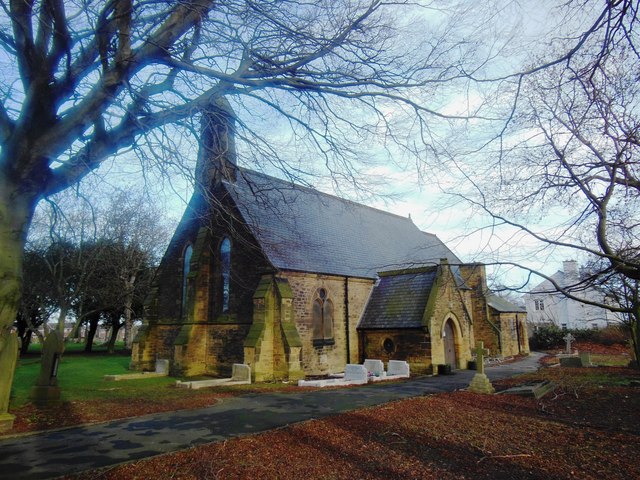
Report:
486,293,526,313
357,268,438,329
223,169,460,279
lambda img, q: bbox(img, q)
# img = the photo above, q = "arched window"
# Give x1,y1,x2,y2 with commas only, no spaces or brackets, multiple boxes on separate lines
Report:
312,288,334,346
220,237,231,312
182,244,193,314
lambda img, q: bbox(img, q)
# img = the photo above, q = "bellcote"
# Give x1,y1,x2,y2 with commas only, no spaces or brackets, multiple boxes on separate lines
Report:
195,96,237,191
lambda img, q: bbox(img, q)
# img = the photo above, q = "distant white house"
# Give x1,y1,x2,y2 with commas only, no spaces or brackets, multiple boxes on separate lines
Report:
525,260,623,330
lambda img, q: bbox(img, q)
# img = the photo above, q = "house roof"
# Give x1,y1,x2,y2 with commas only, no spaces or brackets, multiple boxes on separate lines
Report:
358,268,438,329
486,293,526,313
223,169,460,279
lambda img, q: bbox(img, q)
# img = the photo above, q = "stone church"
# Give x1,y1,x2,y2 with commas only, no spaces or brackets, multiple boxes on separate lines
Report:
130,99,529,381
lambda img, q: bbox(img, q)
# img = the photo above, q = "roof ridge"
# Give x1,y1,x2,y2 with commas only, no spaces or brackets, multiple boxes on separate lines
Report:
236,167,420,225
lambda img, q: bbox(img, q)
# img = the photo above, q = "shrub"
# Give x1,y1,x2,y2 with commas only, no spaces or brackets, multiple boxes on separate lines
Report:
530,325,565,350
593,325,630,346
571,328,596,342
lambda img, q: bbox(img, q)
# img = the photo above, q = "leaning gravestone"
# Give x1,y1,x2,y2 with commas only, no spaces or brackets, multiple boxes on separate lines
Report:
31,330,65,406
468,341,495,394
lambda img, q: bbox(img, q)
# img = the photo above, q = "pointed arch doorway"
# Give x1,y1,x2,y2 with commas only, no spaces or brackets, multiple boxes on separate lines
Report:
443,319,458,370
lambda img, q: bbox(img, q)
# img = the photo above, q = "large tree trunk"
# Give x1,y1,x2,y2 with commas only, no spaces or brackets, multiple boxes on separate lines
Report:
0,175,37,430
84,312,100,353
107,321,123,354
19,328,32,355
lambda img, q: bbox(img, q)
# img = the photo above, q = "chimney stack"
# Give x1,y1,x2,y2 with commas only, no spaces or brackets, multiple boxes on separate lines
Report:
563,260,578,277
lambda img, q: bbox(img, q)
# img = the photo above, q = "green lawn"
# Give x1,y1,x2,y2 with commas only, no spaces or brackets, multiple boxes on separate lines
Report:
12,353,177,409
590,353,631,367
11,352,296,411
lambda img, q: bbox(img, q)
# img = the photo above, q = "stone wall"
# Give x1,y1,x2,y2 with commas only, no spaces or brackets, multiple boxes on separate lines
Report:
427,263,474,371
132,189,275,377
360,329,432,374
496,312,530,357
284,272,373,376
458,264,501,356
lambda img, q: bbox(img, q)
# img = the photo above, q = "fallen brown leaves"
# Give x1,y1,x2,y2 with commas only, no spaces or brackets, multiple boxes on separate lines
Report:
68,367,640,480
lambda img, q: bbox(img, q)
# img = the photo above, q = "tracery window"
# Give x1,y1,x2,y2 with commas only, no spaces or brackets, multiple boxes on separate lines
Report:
220,237,231,312
182,244,193,314
312,288,334,346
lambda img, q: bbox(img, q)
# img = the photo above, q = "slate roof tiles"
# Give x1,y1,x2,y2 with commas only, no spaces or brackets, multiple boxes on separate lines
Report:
224,169,460,279
358,268,438,329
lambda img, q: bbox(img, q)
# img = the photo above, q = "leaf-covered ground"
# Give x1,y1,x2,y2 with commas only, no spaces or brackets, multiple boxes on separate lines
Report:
67,365,640,480
9,343,639,479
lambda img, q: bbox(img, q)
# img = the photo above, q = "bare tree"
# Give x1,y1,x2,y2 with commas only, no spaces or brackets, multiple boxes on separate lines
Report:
100,191,167,348
0,0,495,422
445,2,640,362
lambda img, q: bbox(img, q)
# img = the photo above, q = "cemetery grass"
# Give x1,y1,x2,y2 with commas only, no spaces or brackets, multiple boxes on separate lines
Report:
67,363,640,480
8,354,310,435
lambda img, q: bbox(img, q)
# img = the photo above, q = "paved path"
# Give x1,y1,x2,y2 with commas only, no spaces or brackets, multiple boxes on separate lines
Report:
0,353,543,480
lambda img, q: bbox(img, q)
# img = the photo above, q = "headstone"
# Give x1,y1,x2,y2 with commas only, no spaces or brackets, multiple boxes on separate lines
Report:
231,363,251,383
344,364,368,384
468,341,495,394
363,359,384,377
563,333,575,354
31,330,65,406
579,351,592,367
387,360,410,377
155,359,169,374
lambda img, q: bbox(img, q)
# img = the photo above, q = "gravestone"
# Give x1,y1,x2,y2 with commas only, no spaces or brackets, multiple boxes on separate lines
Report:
579,351,592,367
563,333,575,354
363,359,384,377
344,364,368,384
231,363,251,382
31,330,65,406
387,360,410,378
468,341,495,394
499,380,555,399
155,359,169,374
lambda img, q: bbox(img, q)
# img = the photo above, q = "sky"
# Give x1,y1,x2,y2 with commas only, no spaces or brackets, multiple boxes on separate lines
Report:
23,0,608,294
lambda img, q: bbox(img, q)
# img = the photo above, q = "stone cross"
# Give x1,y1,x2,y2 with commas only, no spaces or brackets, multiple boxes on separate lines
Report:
474,341,490,375
468,341,495,394
563,333,575,354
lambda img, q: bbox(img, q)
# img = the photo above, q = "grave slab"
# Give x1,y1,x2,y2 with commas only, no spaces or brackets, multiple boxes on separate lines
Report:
176,364,252,389
499,380,555,399
104,359,170,381
298,364,368,387
560,356,583,368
